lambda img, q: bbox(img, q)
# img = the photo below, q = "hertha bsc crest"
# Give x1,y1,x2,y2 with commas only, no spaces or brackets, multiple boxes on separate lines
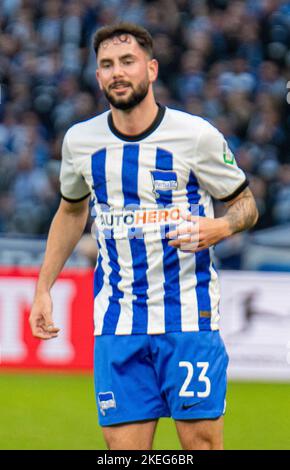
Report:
98,391,116,416
151,170,178,199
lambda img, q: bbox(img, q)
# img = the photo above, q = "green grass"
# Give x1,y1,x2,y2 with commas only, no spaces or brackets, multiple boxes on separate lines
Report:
0,373,289,450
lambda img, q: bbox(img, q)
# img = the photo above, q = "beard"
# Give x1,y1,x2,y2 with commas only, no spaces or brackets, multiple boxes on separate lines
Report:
104,79,150,110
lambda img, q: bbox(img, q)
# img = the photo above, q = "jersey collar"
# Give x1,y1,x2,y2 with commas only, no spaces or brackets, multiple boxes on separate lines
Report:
107,103,166,142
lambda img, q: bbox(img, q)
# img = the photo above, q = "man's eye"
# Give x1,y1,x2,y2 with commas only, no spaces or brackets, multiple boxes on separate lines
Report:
124,60,133,65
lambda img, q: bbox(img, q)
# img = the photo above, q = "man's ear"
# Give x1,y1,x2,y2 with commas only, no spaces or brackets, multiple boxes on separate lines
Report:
96,69,103,90
148,58,159,83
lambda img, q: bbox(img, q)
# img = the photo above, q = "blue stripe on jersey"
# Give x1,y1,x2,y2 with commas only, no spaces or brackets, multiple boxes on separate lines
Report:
122,144,149,334
156,147,182,331
186,171,211,330
91,148,124,334
94,244,104,298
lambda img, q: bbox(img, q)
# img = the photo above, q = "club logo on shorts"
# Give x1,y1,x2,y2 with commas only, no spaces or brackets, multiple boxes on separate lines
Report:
98,391,116,416
151,170,178,199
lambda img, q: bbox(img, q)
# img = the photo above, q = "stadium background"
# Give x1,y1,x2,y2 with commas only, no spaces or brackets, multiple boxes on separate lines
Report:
0,0,290,450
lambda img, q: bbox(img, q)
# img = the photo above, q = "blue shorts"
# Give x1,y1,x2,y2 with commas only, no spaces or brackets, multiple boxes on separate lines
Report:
93,331,229,426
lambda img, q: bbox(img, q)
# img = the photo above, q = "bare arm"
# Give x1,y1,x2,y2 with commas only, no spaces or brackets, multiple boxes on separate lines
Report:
29,196,90,339
223,187,259,235
167,187,259,251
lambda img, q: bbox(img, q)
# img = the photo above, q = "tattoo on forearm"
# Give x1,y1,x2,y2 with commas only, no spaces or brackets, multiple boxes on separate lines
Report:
225,188,258,234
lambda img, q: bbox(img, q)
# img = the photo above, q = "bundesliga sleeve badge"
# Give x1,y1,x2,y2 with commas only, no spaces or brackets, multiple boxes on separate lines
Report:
223,141,235,165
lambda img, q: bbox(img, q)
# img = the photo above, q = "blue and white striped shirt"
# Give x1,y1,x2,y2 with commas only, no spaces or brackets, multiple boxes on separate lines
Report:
60,105,247,335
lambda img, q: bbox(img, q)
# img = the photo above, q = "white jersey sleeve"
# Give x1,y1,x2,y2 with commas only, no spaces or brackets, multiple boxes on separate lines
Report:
60,130,91,201
195,121,248,201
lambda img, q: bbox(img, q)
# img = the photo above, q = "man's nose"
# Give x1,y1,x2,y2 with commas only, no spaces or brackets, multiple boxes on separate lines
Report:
112,63,125,78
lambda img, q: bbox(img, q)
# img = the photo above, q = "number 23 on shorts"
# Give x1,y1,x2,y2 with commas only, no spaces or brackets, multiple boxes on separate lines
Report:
179,361,211,398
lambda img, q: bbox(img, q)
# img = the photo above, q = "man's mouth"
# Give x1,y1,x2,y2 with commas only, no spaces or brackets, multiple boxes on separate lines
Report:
110,83,131,91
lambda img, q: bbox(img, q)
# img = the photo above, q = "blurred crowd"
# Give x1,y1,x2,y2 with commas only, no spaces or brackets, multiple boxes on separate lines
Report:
0,0,290,235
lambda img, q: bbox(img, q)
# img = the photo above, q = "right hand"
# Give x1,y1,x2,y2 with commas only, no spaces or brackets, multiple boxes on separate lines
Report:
29,291,60,340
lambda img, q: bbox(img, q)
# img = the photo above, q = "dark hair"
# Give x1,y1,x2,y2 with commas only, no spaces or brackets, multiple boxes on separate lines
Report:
93,22,153,59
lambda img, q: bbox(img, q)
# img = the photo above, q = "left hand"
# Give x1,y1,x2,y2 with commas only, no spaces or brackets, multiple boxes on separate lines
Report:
166,212,231,252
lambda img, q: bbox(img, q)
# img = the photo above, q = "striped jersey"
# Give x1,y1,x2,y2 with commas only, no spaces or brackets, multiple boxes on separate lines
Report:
60,105,248,335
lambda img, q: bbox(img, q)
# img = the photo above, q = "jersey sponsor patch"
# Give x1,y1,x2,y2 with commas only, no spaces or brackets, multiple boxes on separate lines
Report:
151,170,178,198
93,204,197,240
98,391,116,416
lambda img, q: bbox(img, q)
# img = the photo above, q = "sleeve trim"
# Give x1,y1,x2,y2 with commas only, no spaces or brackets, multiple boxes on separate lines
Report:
218,178,249,202
60,192,91,203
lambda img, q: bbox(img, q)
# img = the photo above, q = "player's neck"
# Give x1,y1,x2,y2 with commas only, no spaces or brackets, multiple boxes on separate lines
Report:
110,93,159,137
